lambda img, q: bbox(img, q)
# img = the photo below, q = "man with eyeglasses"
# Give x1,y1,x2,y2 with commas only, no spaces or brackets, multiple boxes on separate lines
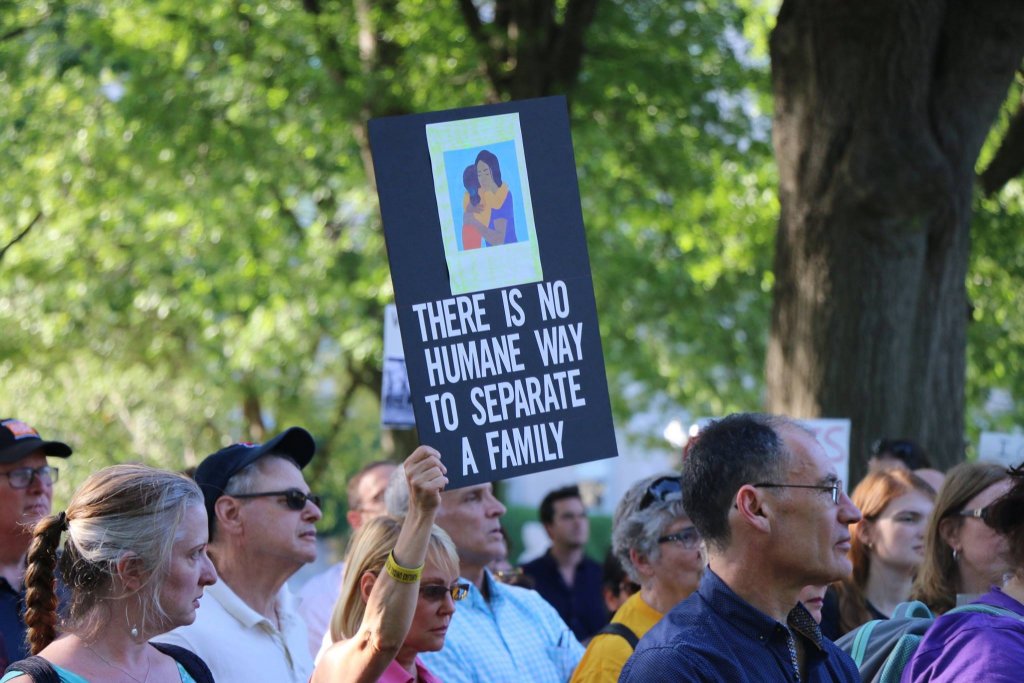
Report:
571,473,704,683
155,427,322,683
0,418,72,669
620,413,862,683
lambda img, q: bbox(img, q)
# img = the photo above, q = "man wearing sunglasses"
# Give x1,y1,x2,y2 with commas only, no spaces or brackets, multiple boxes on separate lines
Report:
156,426,322,683
0,418,72,669
620,413,862,683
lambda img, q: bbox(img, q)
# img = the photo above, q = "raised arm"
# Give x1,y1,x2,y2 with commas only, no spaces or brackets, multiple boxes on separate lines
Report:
311,446,447,683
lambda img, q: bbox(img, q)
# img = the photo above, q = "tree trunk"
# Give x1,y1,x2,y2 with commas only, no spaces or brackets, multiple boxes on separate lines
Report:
767,1,1024,484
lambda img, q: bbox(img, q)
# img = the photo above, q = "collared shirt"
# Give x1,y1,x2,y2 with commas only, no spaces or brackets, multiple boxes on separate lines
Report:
154,579,313,683
570,591,663,683
419,569,584,683
522,550,609,642
619,570,859,682
296,560,345,657
901,587,1024,682
378,657,443,683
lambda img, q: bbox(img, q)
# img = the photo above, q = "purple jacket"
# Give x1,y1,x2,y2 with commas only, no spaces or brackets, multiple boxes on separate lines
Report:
901,587,1024,682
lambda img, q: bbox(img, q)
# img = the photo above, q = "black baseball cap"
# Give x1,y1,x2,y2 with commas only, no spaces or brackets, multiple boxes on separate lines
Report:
0,418,73,464
194,427,316,527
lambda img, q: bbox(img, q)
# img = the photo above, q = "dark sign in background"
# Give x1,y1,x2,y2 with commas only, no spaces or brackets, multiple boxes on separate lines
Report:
369,96,617,489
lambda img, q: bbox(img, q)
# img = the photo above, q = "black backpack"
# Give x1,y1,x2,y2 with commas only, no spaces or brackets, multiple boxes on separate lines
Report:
2,642,214,683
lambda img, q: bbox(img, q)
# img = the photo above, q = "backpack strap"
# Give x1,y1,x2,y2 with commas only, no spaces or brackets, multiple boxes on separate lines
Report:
2,656,61,683
847,618,880,666
948,603,1024,621
890,601,932,620
596,622,639,650
151,642,215,683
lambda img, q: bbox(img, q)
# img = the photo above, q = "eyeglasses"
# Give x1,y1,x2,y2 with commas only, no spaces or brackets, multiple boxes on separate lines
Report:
230,489,322,511
639,476,682,510
752,480,844,505
420,582,470,602
492,567,525,583
657,526,702,550
2,466,58,489
959,506,992,523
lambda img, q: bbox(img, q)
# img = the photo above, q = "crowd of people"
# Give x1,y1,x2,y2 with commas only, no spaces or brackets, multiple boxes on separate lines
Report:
1,413,1022,682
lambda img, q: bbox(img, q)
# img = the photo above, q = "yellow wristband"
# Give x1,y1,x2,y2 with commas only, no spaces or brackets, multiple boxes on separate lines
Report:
384,551,423,583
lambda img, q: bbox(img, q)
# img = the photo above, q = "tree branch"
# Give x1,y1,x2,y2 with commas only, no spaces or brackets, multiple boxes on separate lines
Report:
979,89,1024,195
0,210,44,264
1,9,52,43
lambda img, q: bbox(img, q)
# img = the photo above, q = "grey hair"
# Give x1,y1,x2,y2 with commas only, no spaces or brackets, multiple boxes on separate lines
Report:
222,453,301,497
612,473,688,585
54,465,203,640
384,464,410,516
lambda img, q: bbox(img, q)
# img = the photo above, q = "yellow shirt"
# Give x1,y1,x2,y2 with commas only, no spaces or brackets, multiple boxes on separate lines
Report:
569,592,663,683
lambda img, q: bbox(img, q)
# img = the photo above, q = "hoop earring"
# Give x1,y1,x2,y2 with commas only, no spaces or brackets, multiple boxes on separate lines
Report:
125,604,139,640
952,548,960,562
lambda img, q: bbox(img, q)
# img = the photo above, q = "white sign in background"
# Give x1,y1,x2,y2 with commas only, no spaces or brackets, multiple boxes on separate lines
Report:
381,304,416,428
978,432,1024,469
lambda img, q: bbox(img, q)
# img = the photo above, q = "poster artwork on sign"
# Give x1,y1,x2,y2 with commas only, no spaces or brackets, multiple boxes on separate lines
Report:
369,96,618,489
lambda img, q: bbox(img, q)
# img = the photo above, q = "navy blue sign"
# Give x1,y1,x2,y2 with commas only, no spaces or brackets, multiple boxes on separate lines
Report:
369,96,617,488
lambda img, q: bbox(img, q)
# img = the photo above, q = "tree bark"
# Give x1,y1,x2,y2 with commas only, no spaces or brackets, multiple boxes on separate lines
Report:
767,0,1024,484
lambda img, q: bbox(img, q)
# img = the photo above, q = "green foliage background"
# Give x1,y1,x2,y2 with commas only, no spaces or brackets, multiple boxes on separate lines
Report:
1,1,1021,534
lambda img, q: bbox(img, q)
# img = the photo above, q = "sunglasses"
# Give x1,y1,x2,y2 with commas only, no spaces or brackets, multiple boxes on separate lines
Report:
639,476,682,510
420,582,470,602
231,488,322,511
958,506,993,523
492,567,525,583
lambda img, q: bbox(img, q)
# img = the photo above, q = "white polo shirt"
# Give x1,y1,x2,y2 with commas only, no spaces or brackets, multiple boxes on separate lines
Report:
155,579,313,683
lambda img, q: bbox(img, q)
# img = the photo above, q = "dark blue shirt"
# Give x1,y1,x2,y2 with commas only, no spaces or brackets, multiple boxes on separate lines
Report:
619,570,859,682
521,550,608,642
0,576,26,668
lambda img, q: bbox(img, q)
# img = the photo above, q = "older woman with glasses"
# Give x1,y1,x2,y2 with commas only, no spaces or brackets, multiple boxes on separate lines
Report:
311,447,461,683
570,474,704,683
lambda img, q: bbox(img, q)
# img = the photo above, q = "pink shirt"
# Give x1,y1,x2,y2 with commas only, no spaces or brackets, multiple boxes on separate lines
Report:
378,657,443,683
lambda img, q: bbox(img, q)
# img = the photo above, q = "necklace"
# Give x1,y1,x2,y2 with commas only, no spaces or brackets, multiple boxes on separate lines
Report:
84,642,152,683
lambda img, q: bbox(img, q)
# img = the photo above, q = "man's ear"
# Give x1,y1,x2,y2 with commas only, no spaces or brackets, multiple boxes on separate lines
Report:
214,496,244,536
346,509,362,530
359,571,377,604
733,484,772,534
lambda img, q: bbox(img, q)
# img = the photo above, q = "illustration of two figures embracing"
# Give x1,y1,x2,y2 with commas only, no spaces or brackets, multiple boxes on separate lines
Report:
461,150,516,249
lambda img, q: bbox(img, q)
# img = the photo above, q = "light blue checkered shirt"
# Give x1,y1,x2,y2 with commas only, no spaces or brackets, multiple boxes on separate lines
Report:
420,569,584,683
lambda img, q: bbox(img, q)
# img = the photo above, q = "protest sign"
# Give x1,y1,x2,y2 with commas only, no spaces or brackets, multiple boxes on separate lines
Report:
978,431,1024,468
369,96,618,488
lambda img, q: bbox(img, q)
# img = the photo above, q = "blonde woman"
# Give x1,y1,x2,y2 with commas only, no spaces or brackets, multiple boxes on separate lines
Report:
311,447,460,683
